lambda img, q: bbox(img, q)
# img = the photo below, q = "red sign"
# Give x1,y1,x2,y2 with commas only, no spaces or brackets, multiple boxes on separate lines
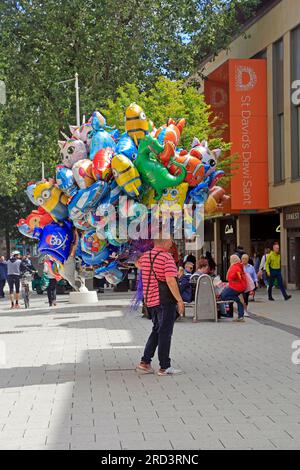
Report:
205,59,269,211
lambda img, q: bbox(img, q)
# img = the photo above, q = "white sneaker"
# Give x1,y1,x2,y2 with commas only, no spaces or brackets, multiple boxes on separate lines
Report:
244,311,249,317
157,367,183,376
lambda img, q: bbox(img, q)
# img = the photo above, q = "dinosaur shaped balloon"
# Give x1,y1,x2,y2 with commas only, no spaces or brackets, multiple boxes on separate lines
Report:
134,135,186,200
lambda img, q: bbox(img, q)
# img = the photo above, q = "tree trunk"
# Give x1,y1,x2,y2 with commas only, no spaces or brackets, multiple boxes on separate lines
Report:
5,222,10,258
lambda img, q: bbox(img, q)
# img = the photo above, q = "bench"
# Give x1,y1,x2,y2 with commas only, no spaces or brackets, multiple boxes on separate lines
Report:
184,273,233,322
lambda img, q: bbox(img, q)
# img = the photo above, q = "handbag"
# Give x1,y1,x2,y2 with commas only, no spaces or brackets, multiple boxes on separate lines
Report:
145,252,177,306
245,272,255,293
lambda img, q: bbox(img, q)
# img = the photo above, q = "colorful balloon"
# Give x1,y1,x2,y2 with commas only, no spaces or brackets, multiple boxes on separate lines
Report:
58,138,87,168
33,220,73,264
17,206,53,238
69,121,93,152
115,133,138,161
33,181,69,222
72,159,95,189
111,154,142,198
92,147,113,182
134,134,186,200
155,118,185,146
143,182,189,209
89,111,116,161
81,229,107,255
56,165,78,197
94,261,125,285
68,181,108,220
125,103,149,146
25,183,39,206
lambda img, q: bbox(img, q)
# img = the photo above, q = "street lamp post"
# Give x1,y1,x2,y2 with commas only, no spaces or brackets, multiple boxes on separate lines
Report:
57,72,80,126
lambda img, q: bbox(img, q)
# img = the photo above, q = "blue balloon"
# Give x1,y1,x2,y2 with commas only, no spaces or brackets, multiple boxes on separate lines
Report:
68,181,108,220
81,246,110,266
89,112,116,161
115,133,138,161
25,183,39,206
33,220,73,264
109,129,120,141
94,261,125,285
56,165,78,197
100,179,123,206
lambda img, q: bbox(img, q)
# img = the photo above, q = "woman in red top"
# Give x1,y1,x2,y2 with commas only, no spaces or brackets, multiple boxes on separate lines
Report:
221,255,247,322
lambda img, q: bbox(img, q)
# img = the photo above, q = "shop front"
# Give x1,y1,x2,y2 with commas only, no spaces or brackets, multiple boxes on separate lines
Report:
283,205,300,289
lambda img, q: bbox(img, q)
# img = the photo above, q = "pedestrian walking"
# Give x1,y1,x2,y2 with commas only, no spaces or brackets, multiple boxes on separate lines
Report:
265,242,291,301
0,256,7,298
43,256,58,307
136,236,184,376
241,254,258,315
7,251,22,309
220,254,247,322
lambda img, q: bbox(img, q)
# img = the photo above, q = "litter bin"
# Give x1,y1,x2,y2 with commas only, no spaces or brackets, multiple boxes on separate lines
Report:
128,268,137,291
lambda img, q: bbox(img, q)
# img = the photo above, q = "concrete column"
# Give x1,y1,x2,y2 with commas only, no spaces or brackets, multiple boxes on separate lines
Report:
280,211,288,285
237,215,251,254
283,31,292,181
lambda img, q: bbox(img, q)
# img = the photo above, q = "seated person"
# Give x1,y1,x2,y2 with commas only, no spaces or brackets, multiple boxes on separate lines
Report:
196,259,210,275
178,261,194,303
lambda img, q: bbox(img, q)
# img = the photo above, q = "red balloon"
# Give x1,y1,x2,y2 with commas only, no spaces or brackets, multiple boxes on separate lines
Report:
92,147,113,182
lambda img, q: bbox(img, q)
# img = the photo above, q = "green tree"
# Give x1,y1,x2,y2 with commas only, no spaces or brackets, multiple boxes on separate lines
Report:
104,77,234,182
0,0,260,196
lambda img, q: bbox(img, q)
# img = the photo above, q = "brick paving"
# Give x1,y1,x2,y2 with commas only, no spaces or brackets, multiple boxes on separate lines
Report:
0,290,299,449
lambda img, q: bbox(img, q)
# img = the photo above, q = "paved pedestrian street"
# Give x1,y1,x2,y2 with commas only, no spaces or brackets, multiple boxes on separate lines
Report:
0,290,299,450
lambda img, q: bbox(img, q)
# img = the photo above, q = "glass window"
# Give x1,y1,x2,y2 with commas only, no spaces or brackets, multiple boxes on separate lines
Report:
273,39,284,183
297,107,300,174
291,25,300,179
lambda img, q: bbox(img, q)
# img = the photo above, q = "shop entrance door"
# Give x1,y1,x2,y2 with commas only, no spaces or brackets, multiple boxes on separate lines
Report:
288,236,300,288
221,242,231,280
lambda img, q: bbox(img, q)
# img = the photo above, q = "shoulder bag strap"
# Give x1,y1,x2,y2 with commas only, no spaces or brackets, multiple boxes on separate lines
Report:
144,251,161,305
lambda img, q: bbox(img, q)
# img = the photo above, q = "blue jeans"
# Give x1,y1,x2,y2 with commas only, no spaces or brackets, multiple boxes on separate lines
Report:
221,287,244,318
268,268,288,300
142,304,177,370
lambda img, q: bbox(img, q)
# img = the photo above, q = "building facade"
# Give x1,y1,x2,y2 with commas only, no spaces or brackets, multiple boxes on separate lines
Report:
195,0,300,287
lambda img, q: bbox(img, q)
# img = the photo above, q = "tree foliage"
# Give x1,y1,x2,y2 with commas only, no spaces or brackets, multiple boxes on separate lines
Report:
0,0,261,196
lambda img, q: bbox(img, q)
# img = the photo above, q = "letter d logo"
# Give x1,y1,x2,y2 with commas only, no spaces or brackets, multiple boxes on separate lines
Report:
235,66,257,91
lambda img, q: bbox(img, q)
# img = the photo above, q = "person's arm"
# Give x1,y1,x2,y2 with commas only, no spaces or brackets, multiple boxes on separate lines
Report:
166,276,184,315
250,266,258,283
